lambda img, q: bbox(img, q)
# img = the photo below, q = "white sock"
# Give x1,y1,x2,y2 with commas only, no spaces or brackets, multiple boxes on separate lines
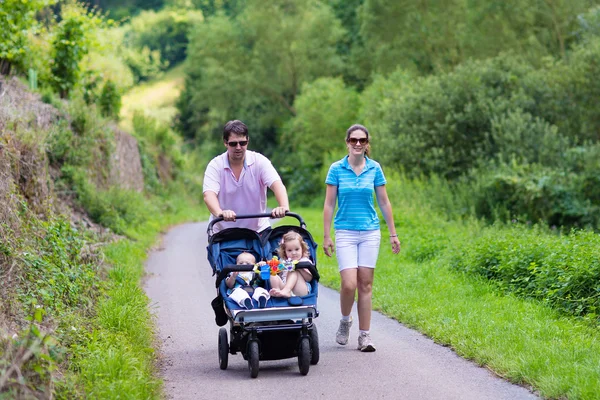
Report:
359,330,369,335
341,315,351,322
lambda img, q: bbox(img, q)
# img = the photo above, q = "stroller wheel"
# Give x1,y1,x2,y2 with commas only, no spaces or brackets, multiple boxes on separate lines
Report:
218,328,228,370
247,340,259,378
309,324,320,365
298,337,310,376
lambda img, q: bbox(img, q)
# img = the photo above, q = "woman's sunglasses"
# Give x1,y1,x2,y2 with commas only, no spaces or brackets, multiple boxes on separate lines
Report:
347,137,369,145
227,140,248,147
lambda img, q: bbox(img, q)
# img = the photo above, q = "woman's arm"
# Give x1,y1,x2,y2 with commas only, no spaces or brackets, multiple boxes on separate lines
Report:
323,184,337,257
375,185,401,254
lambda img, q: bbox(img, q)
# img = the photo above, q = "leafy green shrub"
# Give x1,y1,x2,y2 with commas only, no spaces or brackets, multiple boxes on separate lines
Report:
61,166,152,235
50,4,105,98
125,8,203,67
361,56,543,179
279,77,360,205
362,39,600,180
47,121,74,165
98,79,122,118
132,112,185,192
450,225,600,324
121,45,166,83
0,0,56,74
20,219,101,313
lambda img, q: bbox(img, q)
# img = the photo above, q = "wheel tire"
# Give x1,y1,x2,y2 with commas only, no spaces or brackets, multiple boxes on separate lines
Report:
218,327,228,370
248,340,260,378
309,325,320,365
298,336,311,376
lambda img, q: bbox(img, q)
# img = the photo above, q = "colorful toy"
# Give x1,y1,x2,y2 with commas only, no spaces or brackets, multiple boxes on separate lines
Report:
254,256,297,278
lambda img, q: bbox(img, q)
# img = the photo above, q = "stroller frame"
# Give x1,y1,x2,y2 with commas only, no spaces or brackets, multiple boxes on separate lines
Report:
207,212,320,378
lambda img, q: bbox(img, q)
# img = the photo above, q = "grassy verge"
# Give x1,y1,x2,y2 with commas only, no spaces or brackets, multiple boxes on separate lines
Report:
283,206,600,400
71,195,202,398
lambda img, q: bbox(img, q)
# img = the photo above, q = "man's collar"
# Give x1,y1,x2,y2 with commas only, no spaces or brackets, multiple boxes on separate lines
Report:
223,150,255,169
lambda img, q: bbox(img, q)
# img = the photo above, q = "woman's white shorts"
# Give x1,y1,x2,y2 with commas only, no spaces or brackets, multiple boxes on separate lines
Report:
335,229,381,271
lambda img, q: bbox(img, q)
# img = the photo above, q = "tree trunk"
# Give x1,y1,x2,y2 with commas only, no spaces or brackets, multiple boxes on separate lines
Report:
0,59,12,76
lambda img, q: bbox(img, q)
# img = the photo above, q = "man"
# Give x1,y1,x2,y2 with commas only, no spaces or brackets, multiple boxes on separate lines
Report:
203,120,289,234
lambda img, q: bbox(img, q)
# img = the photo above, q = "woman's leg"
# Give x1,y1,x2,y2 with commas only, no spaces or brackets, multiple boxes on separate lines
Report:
340,268,358,316
356,267,374,330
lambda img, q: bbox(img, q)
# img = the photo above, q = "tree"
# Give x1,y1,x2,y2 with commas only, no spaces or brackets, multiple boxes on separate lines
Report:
0,0,57,75
178,0,345,154
279,77,360,204
51,3,105,98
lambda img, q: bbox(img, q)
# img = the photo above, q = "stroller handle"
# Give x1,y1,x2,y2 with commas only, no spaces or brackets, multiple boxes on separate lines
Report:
207,211,306,235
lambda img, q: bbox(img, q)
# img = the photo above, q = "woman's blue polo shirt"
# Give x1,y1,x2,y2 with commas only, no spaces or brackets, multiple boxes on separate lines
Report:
325,156,387,231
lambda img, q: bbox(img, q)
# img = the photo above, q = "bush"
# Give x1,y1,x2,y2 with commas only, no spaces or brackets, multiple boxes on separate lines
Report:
450,225,600,324
50,4,104,98
279,77,360,205
125,9,203,67
132,112,185,192
0,0,55,74
98,80,121,118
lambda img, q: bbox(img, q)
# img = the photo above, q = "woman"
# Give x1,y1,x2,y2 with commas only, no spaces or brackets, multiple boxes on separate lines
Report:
323,124,401,352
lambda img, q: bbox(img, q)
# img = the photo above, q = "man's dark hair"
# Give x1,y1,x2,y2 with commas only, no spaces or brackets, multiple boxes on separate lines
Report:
223,120,249,142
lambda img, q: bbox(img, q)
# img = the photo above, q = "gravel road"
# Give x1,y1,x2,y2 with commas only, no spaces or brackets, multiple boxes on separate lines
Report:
144,222,539,400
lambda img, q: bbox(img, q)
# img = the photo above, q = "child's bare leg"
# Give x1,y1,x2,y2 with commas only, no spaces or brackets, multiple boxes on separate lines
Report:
269,275,285,296
292,273,309,296
271,272,298,298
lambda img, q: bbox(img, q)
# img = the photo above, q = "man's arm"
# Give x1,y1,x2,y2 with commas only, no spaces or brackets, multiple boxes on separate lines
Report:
204,191,237,221
203,191,223,217
269,180,289,218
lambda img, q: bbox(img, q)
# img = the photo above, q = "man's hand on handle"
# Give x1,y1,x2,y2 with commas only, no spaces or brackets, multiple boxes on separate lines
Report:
270,206,288,219
220,210,237,221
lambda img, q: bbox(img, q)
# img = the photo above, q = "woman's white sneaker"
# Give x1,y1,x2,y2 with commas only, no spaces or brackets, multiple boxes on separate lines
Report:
336,317,353,345
357,332,376,352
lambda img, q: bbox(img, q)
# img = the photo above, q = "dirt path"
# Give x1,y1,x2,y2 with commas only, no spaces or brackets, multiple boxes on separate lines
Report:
144,222,539,400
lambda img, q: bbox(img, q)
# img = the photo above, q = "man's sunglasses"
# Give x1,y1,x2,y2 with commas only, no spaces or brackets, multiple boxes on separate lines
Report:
227,140,248,147
347,137,369,145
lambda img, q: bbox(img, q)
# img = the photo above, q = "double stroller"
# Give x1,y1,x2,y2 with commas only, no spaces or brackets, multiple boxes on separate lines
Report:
208,212,320,378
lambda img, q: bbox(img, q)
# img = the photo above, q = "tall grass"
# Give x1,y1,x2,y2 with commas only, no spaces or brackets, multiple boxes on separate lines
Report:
69,194,202,399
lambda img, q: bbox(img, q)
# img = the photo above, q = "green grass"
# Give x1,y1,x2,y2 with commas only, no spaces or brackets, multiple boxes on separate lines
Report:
285,206,600,400
119,64,185,132
73,195,203,399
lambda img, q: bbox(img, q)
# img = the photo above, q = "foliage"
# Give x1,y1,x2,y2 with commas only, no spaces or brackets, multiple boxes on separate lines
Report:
357,0,595,77
189,0,243,17
98,79,122,118
278,77,360,205
62,165,152,235
121,45,165,83
471,162,600,229
0,0,56,74
178,0,345,154
91,0,165,20
132,112,185,192
450,225,600,325
125,8,203,68
50,3,106,98
361,40,600,179
0,307,62,397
